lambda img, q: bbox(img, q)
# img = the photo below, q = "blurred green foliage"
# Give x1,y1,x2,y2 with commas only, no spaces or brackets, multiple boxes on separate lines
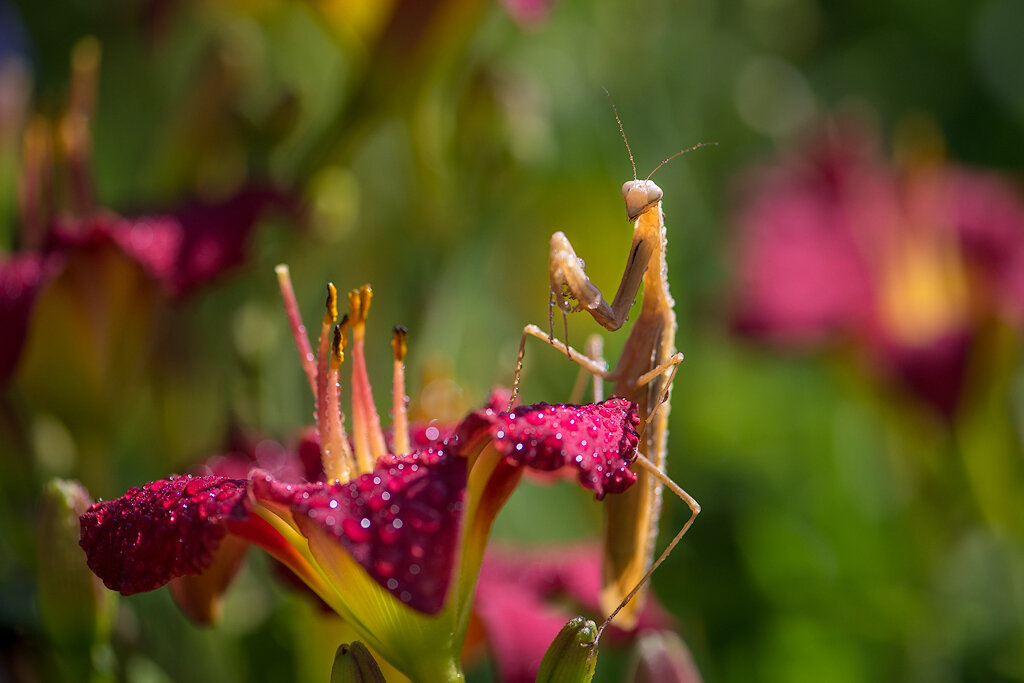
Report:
3,0,1024,681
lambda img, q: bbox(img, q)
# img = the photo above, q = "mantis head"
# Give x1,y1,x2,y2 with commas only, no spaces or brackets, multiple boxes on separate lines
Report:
622,179,664,221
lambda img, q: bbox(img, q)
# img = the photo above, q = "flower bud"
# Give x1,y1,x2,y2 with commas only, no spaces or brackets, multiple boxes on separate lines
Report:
628,630,704,683
535,616,598,683
38,478,116,680
330,641,386,683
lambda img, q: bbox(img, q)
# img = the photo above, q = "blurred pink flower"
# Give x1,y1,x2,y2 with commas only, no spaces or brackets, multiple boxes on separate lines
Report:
733,121,1024,416
470,545,672,683
499,0,557,26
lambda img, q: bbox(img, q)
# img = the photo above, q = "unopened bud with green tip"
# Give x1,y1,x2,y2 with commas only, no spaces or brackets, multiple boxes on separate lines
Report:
628,630,704,683
536,616,598,683
39,478,116,682
330,641,385,683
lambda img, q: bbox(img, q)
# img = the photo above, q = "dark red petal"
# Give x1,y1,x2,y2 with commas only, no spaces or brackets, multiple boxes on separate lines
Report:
159,185,293,296
403,422,454,451
273,448,466,614
79,476,250,595
0,253,60,384
53,186,293,298
463,398,641,500
198,426,324,483
880,329,972,419
105,215,183,289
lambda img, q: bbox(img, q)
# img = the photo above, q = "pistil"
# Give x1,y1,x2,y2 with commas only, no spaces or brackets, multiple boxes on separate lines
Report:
275,265,317,395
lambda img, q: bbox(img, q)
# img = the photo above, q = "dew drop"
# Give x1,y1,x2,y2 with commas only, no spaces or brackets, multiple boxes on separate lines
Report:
342,517,371,543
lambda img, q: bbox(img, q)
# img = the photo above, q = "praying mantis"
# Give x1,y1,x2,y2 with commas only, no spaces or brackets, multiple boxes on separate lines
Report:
509,110,712,635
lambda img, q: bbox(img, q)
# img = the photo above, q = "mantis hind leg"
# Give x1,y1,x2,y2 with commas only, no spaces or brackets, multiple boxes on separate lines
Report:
599,349,687,630
595,451,699,642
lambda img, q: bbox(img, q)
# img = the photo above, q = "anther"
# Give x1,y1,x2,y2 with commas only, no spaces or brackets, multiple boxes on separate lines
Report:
324,283,338,325
348,285,373,327
331,325,345,369
391,325,408,363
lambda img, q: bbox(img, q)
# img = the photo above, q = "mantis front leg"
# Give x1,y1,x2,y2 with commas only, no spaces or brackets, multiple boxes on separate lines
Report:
549,228,656,333
509,224,658,407
509,325,611,410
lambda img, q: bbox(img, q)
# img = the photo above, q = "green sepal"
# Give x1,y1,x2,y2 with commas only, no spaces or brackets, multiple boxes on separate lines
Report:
38,478,117,682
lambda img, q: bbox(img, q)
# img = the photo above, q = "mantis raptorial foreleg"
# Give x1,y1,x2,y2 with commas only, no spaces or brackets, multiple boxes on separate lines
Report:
549,229,656,332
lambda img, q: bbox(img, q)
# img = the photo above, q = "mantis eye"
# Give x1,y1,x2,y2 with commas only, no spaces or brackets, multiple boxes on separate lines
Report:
643,181,664,204
622,180,663,220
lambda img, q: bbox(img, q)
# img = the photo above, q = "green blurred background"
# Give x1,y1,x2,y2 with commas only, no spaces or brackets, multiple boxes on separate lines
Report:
3,0,1024,681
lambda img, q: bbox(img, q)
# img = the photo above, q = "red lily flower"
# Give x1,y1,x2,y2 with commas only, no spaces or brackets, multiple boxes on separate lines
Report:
733,118,1024,417
79,267,642,680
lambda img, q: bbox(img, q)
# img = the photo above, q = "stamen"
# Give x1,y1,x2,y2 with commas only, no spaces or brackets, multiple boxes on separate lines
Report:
321,322,355,483
275,265,317,396
347,285,387,473
391,325,410,455
315,284,347,481
18,115,51,250
63,36,101,215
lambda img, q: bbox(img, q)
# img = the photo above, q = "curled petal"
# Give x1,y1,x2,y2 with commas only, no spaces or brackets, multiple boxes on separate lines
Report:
79,476,249,595
168,533,249,624
462,398,641,500
0,253,60,384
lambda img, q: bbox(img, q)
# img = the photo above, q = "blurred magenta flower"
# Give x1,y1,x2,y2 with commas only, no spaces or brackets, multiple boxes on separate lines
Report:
470,544,671,683
733,120,1024,417
79,267,643,680
2,39,291,394
499,0,558,26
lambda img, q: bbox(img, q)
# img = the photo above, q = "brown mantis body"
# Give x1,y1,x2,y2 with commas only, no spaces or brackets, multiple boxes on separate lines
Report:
510,134,709,633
